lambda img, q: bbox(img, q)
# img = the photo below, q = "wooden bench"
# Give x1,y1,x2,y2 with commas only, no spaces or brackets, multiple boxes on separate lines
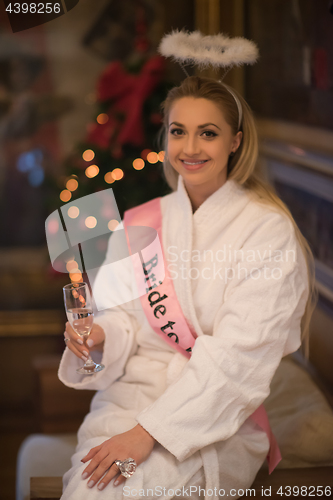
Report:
30,467,333,499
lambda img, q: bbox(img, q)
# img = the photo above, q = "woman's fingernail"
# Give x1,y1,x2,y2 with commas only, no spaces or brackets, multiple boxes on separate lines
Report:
81,355,88,362
82,350,89,357
98,483,105,491
113,479,119,487
87,339,94,347
77,338,84,345
88,480,95,488
82,472,88,479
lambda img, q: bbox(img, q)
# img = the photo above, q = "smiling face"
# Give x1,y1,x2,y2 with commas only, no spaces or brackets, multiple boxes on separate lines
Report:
167,97,242,203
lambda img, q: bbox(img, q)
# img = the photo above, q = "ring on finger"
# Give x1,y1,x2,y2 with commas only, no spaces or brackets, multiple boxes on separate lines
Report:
64,337,70,344
112,458,137,478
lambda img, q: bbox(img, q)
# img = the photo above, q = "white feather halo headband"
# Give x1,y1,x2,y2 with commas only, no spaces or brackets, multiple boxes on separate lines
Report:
158,29,259,71
158,29,259,131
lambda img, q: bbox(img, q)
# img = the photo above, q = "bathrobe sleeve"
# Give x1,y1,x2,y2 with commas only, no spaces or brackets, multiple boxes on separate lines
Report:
58,225,141,390
135,211,309,461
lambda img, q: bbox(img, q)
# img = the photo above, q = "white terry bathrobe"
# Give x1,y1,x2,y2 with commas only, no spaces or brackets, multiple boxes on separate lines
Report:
58,175,309,500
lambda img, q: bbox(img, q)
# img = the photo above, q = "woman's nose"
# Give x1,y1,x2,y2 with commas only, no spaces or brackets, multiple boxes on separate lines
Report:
183,136,201,156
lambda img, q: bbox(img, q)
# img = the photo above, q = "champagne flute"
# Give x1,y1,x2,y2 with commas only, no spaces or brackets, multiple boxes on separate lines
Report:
63,282,104,375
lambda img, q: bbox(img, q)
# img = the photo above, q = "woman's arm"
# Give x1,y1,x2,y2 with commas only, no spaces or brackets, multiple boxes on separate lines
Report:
80,424,156,490
135,212,309,461
58,226,141,390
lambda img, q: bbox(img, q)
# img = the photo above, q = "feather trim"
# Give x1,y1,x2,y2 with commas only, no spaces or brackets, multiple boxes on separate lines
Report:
158,29,259,70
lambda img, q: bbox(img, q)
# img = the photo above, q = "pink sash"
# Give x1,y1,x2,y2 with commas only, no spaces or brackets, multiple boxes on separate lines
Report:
123,197,282,474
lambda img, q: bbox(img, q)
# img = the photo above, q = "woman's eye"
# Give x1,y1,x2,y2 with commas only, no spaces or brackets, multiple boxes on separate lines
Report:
170,128,183,136
202,130,217,138
169,129,217,137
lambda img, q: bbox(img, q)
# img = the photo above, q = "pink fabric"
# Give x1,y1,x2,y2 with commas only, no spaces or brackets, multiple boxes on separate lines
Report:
123,197,282,474
123,199,197,358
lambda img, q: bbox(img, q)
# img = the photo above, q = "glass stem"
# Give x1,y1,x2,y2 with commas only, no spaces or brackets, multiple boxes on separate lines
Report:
82,334,95,367
84,356,95,367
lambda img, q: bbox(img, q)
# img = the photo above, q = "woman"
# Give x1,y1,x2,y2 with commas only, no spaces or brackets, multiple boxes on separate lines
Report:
59,76,316,499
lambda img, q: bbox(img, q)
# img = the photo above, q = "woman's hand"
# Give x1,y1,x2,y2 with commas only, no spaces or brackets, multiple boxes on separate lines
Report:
63,322,105,362
80,424,156,490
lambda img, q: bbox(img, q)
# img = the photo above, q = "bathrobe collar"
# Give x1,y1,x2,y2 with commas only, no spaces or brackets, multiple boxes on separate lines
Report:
176,174,245,225
170,174,247,337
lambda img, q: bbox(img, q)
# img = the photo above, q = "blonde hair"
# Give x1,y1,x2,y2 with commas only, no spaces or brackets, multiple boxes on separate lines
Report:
158,75,317,359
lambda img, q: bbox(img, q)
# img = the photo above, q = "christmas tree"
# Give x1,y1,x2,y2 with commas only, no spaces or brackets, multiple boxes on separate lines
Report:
49,53,172,219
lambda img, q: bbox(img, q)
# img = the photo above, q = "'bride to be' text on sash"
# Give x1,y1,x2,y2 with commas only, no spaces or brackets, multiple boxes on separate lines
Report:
123,197,282,474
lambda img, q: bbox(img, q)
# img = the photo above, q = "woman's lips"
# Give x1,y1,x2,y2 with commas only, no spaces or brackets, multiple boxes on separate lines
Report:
180,159,209,170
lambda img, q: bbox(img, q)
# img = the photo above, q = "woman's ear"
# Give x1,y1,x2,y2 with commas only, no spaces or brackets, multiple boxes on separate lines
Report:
231,131,243,153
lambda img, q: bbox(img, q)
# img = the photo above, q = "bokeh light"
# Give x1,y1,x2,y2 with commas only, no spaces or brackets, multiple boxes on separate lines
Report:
79,295,86,305
97,113,109,125
104,172,115,184
47,219,59,234
133,158,144,170
112,168,124,180
108,219,119,231
82,149,95,162
85,165,99,178
70,271,83,282
158,151,165,162
66,260,78,272
66,178,79,191
60,190,72,202
69,266,80,274
67,206,80,219
16,149,44,187
147,152,158,164
85,216,97,228
141,149,151,160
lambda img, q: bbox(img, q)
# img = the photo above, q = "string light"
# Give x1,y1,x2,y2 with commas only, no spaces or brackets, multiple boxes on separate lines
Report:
82,149,95,162
97,113,109,125
66,178,79,191
108,219,119,231
66,260,79,272
60,190,72,202
141,149,151,160
78,295,86,304
85,216,97,228
67,206,80,219
104,172,115,184
85,165,99,178
112,168,124,180
158,151,165,162
147,152,158,164
69,265,80,274
133,158,144,170
70,271,83,282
